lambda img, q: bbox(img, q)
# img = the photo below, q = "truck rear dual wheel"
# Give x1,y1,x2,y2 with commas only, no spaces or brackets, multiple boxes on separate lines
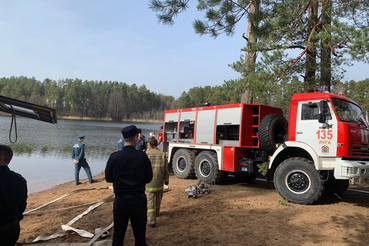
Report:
274,158,324,205
195,151,223,184
172,149,196,179
259,114,288,154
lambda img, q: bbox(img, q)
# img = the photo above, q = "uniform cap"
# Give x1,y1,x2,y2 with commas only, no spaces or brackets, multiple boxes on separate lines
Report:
121,125,141,138
149,132,155,138
78,134,85,138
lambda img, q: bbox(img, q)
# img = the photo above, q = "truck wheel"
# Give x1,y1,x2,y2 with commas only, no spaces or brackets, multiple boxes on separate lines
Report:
195,151,223,184
172,149,196,179
274,158,324,204
323,175,349,196
259,114,288,154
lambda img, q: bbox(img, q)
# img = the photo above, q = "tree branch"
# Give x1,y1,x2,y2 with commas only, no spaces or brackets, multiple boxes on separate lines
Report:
203,1,249,36
320,24,346,57
289,0,312,34
278,22,323,80
241,45,305,52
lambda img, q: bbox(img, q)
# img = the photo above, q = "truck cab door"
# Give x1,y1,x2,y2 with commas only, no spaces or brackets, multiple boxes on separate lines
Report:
295,100,338,157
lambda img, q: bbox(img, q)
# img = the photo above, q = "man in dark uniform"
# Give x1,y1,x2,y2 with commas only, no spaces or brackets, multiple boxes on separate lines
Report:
117,135,124,151
135,132,147,152
0,145,27,246
71,134,96,185
105,125,153,246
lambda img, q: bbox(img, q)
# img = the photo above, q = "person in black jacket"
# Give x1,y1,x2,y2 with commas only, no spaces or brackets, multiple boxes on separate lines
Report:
135,133,147,152
105,125,153,246
117,135,124,151
0,145,27,246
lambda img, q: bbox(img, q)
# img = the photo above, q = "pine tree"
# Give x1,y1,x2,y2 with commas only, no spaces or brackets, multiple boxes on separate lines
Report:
149,0,369,103
149,0,258,102
251,0,369,93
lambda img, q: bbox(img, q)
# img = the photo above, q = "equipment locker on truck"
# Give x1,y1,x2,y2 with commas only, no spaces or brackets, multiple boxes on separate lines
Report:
160,92,369,204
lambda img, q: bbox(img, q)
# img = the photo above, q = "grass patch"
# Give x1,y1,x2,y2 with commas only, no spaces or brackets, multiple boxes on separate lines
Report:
278,199,289,206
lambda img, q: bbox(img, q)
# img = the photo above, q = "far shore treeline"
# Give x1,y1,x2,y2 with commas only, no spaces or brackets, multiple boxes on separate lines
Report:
1,76,369,121
0,76,176,121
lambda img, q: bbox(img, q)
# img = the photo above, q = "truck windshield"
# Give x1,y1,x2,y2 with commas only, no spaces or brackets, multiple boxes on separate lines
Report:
332,98,368,127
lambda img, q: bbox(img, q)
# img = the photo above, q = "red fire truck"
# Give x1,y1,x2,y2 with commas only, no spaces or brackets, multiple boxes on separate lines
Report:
160,92,369,204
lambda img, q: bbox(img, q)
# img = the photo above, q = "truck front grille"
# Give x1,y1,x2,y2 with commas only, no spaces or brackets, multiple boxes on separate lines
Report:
348,145,369,157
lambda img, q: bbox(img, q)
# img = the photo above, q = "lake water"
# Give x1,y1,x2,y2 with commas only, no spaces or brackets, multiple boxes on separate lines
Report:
0,116,163,194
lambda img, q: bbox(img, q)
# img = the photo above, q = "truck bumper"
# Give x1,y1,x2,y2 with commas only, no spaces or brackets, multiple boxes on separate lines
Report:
334,159,369,180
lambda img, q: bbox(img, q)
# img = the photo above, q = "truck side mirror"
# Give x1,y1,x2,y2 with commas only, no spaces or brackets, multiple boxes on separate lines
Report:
318,101,327,123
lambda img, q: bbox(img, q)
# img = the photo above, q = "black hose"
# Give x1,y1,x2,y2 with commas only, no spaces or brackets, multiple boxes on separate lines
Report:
9,105,18,143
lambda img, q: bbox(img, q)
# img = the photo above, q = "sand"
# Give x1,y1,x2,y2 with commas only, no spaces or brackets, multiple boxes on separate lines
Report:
19,173,369,246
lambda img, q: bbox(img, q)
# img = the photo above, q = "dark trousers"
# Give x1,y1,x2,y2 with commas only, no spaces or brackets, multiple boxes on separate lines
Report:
74,160,93,184
112,194,147,246
0,222,20,246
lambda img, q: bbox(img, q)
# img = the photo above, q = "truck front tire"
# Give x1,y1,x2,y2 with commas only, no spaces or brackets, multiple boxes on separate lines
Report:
274,158,324,204
172,149,196,179
195,151,223,184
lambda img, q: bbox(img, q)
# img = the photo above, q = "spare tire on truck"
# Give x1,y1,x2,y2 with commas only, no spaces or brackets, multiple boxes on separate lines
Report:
172,149,196,179
259,114,288,154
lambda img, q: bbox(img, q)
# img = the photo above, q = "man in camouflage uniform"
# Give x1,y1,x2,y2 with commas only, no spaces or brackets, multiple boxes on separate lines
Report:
145,138,169,227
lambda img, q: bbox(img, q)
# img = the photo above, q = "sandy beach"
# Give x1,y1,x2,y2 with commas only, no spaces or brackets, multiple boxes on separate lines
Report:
19,173,369,245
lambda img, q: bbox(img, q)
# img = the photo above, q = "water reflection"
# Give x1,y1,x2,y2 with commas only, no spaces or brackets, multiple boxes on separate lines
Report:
0,116,163,193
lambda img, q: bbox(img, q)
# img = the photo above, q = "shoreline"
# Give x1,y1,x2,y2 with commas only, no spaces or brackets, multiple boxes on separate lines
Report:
52,116,164,123
0,114,164,123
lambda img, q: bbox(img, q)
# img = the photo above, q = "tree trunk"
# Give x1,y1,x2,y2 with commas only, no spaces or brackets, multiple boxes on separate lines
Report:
241,0,259,103
320,0,332,90
304,0,318,92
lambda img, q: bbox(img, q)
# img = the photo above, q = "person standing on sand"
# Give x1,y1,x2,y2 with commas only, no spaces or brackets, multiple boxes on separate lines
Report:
105,125,153,246
117,135,125,151
135,132,147,152
71,134,96,185
146,132,168,191
0,145,28,246
145,138,169,227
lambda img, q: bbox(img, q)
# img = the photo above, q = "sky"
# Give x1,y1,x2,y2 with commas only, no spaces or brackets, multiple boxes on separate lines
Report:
0,1,368,99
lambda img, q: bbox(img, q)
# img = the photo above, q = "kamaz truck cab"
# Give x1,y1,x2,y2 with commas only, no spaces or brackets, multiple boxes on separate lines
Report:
270,92,369,204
